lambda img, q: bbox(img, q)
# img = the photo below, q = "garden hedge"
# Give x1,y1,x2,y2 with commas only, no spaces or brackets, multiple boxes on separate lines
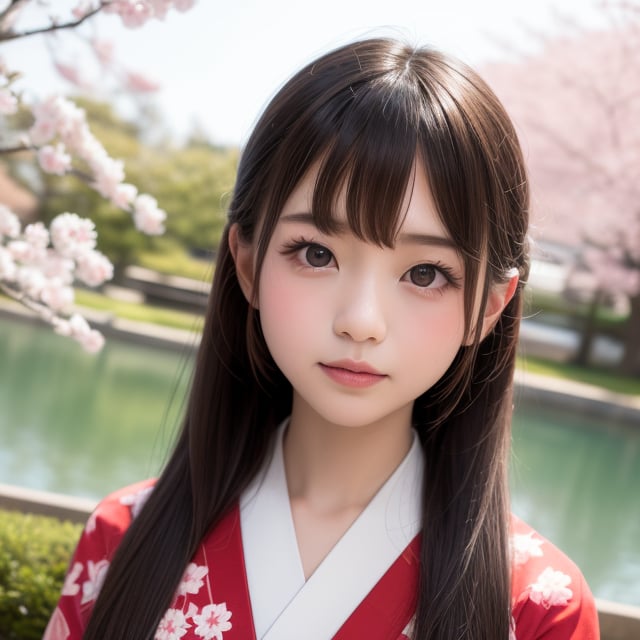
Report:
0,509,82,639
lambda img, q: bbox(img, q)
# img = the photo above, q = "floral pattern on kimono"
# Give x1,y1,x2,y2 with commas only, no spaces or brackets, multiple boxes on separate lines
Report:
45,479,599,640
508,515,599,639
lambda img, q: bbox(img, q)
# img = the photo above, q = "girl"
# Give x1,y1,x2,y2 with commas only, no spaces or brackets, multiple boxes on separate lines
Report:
45,38,599,639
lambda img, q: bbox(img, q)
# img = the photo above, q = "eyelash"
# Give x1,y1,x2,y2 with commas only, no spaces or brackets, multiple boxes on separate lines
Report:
279,237,462,294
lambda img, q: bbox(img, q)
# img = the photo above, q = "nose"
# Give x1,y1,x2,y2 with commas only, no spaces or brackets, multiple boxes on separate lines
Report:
332,275,387,344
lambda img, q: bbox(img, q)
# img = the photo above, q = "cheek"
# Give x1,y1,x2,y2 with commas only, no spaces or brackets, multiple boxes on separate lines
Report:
399,298,466,364
258,261,319,358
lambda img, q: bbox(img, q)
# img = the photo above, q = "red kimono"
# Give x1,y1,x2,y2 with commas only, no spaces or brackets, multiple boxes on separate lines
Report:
45,430,599,639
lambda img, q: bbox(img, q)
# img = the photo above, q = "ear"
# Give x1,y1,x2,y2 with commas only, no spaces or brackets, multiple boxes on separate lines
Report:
478,274,519,341
229,223,258,308
465,273,519,345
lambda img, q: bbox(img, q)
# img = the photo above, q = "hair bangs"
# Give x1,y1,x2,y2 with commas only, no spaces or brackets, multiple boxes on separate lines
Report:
309,76,423,246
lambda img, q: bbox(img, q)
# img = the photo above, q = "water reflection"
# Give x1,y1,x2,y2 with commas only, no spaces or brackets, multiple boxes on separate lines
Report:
511,404,640,604
1,317,638,605
0,317,191,498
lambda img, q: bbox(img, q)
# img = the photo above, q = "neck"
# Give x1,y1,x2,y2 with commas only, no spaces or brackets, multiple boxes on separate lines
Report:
283,397,413,513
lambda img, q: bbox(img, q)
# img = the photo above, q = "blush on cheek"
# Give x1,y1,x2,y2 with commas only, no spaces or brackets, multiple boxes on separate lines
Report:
259,279,314,364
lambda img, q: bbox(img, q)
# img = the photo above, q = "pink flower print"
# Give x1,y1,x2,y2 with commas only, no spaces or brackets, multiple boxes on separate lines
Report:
155,608,191,640
511,532,544,565
42,606,71,640
193,603,232,640
398,616,415,639
61,562,83,596
81,559,110,604
119,485,154,519
528,567,573,609
177,562,209,597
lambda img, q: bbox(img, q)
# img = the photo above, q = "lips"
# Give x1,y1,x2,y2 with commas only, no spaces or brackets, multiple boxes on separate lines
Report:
322,359,384,375
319,360,386,388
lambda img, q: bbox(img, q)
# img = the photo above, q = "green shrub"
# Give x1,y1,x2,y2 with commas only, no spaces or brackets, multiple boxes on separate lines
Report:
0,509,82,640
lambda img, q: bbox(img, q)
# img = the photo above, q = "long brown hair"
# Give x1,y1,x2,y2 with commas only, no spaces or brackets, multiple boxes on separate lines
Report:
84,38,529,639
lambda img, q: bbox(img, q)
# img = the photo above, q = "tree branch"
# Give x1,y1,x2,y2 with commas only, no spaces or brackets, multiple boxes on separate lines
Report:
0,2,107,42
0,282,55,323
0,142,34,154
0,0,29,26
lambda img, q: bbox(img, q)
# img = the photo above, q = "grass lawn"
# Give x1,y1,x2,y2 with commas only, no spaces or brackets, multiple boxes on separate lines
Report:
75,289,203,333
517,355,640,396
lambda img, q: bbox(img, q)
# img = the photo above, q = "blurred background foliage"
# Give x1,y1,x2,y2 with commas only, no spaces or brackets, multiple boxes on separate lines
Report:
4,98,238,280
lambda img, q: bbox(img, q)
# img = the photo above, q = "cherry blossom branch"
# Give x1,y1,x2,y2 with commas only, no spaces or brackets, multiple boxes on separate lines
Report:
0,2,107,42
0,0,29,28
0,0,197,351
1,207,112,351
0,143,33,154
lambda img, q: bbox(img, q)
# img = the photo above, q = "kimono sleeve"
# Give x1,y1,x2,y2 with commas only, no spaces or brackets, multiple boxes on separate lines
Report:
510,516,600,640
43,480,155,640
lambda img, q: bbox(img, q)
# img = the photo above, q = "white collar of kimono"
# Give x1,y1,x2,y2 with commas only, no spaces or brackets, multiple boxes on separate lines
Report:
240,421,424,640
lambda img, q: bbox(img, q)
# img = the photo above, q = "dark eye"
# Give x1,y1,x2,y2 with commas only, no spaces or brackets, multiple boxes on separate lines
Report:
408,264,438,287
305,244,333,267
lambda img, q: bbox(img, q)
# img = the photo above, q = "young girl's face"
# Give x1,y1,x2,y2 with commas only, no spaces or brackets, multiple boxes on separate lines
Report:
250,157,472,433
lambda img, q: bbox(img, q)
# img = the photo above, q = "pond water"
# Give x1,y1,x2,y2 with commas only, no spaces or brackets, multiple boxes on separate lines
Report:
1,317,638,605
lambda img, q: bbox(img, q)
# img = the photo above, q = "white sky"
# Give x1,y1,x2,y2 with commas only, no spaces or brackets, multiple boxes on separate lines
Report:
2,0,609,146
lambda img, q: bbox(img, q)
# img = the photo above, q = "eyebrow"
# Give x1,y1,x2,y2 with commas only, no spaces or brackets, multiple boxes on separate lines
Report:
279,212,458,249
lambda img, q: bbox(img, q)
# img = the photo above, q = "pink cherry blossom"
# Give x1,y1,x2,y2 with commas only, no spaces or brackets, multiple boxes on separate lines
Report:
0,247,16,280
75,250,114,287
9,240,41,265
155,607,191,640
0,2,198,353
38,144,72,176
105,1,154,28
110,182,138,209
528,567,573,609
0,205,20,240
16,265,46,298
176,563,209,597
54,61,87,89
0,87,17,115
92,156,126,200
54,313,105,353
72,1,93,20
173,0,196,11
40,251,75,284
193,602,232,640
91,38,115,66
133,194,166,234
50,213,97,258
125,70,161,93
24,222,50,250
40,279,75,311
29,96,83,146
78,327,105,353
150,0,173,19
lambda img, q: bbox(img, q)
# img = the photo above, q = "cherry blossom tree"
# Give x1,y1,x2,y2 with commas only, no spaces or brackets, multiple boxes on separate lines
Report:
0,0,195,351
485,6,640,374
